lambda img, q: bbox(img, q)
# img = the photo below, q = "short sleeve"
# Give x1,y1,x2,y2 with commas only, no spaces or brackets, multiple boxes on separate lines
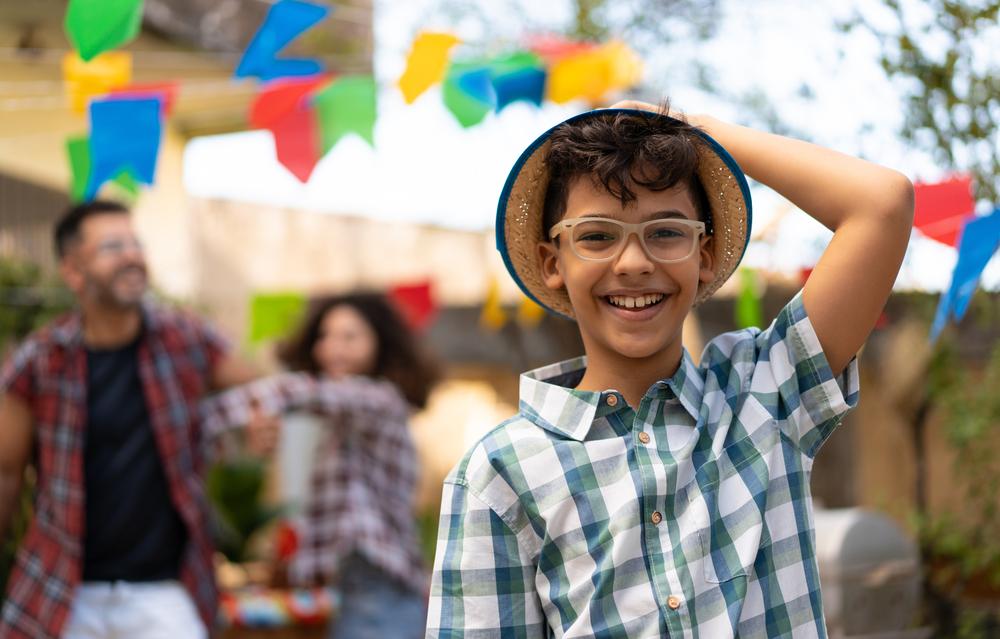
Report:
426,480,546,638
0,339,38,405
755,290,860,457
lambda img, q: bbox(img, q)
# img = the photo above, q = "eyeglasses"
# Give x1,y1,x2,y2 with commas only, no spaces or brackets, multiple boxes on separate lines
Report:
549,217,707,263
94,237,144,257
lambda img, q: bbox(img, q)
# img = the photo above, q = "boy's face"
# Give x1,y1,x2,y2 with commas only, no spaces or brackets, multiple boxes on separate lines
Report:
538,174,715,369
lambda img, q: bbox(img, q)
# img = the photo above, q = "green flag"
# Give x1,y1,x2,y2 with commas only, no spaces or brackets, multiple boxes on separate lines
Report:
65,0,144,62
735,268,764,329
66,135,140,202
248,292,307,344
442,62,492,128
313,75,377,152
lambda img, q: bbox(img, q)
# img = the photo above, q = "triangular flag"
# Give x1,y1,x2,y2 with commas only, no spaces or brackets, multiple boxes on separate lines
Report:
108,81,179,116
249,74,332,128
64,0,143,62
85,96,162,199
516,295,546,328
930,207,1000,340
442,63,493,128
63,51,132,114
398,32,461,104
480,278,507,331
735,268,764,329
313,75,377,151
389,281,437,332
66,135,140,201
913,175,975,246
249,292,307,344
546,40,642,104
488,51,546,112
235,0,330,82
249,75,331,182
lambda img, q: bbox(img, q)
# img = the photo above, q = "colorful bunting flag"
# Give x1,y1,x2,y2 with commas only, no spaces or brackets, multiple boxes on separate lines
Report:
235,0,330,82
480,278,507,331
398,32,461,104
249,292,307,344
85,96,162,199
64,0,143,62
442,64,493,128
249,74,330,181
516,295,546,328
735,268,764,329
108,81,179,116
913,175,975,246
931,207,1000,340
63,51,132,114
389,281,437,332
546,40,641,104
66,135,140,202
313,75,377,151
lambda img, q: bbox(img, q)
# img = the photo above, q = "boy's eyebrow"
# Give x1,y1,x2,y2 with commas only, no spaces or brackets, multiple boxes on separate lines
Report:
582,209,691,221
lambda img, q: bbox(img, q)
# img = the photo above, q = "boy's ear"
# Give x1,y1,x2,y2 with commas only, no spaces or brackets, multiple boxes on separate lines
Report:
537,241,565,291
698,236,716,285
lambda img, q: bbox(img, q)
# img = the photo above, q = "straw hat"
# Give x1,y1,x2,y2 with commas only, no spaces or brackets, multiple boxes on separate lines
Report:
496,108,752,319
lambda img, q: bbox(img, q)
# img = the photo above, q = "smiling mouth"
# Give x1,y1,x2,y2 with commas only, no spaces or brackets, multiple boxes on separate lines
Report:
604,293,665,310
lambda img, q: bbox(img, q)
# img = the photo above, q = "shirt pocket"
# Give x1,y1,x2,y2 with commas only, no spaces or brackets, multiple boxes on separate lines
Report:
691,436,769,584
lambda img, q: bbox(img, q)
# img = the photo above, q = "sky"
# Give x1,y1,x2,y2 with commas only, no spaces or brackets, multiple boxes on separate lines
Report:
182,0,999,292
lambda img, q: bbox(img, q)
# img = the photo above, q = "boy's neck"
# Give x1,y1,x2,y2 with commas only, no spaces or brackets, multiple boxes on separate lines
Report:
575,344,684,409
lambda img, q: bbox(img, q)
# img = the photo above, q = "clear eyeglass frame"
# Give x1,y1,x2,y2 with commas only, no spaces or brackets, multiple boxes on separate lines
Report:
548,216,708,264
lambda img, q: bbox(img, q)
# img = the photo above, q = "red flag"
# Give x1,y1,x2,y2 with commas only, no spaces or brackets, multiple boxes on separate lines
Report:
108,81,179,115
389,281,437,332
913,175,975,246
249,74,333,182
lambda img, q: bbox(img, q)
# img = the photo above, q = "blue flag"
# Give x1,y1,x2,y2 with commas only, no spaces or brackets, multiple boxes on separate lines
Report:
493,67,546,111
931,206,1000,340
235,0,329,82
85,97,162,200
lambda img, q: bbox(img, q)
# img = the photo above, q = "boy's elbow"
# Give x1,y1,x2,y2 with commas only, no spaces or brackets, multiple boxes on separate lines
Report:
879,170,915,229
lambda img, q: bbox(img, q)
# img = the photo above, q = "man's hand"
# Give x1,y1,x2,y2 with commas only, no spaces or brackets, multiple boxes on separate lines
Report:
245,400,281,457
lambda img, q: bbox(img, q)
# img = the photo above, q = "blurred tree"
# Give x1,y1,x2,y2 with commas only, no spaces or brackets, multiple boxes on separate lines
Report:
841,0,1000,204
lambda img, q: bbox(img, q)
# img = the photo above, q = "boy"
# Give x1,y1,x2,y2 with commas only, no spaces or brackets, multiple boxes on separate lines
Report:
426,102,913,638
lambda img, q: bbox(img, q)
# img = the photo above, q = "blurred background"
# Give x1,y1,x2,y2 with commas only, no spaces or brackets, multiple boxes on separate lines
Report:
0,0,998,637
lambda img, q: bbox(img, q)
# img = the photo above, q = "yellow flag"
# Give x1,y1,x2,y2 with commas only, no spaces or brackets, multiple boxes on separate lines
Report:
63,51,132,114
480,278,507,331
398,31,461,104
516,295,546,328
546,41,642,104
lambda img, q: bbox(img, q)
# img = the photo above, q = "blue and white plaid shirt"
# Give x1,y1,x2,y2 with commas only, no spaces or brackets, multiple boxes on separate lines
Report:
427,292,860,638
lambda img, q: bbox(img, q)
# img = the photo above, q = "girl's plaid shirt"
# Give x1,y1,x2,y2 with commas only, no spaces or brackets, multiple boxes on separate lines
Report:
200,372,428,595
427,291,860,639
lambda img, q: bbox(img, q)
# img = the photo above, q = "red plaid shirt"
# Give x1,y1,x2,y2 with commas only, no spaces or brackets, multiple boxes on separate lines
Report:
201,373,428,594
0,304,228,638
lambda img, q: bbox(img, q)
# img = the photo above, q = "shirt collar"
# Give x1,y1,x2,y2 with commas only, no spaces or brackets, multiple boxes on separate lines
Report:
52,297,160,347
518,349,706,441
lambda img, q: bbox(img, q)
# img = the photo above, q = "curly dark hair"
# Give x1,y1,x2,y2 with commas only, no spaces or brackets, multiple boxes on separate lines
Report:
542,109,713,238
53,199,130,258
277,292,440,409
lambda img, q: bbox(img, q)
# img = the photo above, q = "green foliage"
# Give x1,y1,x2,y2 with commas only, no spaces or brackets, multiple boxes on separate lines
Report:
916,337,1000,636
206,457,284,564
0,257,72,355
842,0,1000,204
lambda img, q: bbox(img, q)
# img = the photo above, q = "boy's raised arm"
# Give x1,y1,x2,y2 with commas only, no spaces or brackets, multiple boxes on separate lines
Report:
616,101,915,375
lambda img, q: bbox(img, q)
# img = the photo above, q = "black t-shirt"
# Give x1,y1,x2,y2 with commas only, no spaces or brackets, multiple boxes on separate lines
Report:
83,332,188,582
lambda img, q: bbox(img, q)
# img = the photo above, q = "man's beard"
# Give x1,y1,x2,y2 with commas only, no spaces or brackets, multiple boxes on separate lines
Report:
86,265,147,309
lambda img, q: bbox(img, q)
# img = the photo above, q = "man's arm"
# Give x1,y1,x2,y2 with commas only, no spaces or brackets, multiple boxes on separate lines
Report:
427,481,546,638
615,101,915,375
210,353,261,391
0,393,33,542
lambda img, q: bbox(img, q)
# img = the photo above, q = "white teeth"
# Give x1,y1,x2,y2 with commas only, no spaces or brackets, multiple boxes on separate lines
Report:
607,294,665,309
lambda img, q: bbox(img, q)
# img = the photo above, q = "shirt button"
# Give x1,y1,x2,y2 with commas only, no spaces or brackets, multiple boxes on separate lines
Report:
605,394,618,407
650,511,662,525
667,595,681,610
637,431,650,444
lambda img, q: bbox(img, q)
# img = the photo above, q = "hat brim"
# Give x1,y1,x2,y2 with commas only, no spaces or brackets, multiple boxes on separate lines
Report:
496,108,753,319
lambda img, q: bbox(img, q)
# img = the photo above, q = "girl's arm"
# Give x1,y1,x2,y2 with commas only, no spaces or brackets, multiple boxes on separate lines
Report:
616,101,914,374
200,371,316,439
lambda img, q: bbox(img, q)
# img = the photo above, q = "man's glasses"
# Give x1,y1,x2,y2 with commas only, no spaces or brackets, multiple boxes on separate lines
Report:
549,217,707,263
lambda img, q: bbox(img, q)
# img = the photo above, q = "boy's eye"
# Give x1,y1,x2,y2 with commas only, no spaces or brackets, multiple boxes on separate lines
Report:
648,228,684,239
578,232,616,243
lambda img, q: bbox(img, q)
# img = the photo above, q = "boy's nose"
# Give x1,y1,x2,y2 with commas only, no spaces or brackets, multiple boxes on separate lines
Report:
612,233,654,275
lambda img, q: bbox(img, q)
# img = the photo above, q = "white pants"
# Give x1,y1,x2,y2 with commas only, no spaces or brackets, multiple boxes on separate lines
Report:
62,581,207,639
